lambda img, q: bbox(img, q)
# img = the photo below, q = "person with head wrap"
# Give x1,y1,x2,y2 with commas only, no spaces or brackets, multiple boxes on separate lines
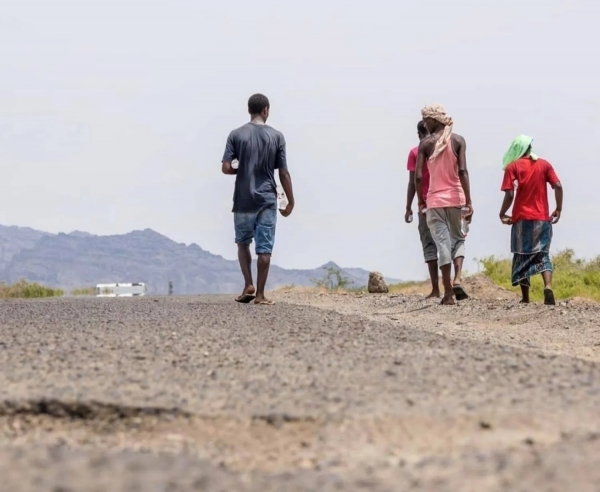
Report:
415,104,473,306
499,136,563,305
502,135,538,171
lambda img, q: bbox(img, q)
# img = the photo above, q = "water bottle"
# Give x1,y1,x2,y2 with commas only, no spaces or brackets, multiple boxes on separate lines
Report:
460,207,470,237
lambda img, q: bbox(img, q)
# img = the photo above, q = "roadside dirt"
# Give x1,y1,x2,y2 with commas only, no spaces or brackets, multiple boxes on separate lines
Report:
0,293,599,491
274,278,600,363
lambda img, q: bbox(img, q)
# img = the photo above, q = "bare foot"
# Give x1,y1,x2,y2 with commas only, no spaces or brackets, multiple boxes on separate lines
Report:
544,288,556,306
426,291,441,299
254,296,275,306
235,286,256,303
441,295,455,306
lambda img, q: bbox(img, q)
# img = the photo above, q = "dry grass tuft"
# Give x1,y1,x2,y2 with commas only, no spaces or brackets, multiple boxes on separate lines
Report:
0,280,64,299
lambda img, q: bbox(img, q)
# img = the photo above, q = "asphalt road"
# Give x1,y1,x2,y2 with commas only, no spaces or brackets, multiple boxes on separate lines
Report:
0,295,599,491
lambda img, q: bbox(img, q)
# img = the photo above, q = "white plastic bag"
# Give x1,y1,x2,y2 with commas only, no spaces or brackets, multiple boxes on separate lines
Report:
277,186,288,210
460,207,470,237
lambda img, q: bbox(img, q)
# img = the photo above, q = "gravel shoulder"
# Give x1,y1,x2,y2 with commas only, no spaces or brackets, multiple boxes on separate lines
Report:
1,292,599,491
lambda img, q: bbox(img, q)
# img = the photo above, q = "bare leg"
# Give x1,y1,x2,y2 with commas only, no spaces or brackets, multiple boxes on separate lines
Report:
451,256,470,300
440,264,455,305
255,253,272,304
453,256,464,286
520,284,530,303
426,260,440,298
542,271,555,305
542,271,552,290
237,244,255,297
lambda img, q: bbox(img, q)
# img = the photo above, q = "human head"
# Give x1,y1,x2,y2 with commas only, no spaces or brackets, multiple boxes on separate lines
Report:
248,93,270,121
417,120,429,140
421,104,452,133
502,135,535,170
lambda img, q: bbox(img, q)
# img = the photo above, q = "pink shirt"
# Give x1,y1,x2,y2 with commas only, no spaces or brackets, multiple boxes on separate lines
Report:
407,146,430,201
426,137,465,209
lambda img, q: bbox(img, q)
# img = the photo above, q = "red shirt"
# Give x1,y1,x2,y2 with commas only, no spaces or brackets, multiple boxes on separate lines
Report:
407,146,430,201
501,157,560,222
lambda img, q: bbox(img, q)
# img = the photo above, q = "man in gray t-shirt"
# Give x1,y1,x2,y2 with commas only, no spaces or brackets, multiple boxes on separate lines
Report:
222,94,295,306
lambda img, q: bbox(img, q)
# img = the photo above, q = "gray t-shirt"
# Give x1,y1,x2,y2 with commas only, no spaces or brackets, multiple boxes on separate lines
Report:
222,122,287,213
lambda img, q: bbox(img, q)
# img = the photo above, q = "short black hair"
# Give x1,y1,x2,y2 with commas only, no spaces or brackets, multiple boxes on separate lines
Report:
417,120,428,135
248,94,270,115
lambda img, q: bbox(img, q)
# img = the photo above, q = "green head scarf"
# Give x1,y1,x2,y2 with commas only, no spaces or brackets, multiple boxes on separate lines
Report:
502,135,538,170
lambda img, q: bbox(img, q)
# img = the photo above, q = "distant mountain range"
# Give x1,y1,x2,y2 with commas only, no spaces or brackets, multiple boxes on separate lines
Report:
0,225,400,295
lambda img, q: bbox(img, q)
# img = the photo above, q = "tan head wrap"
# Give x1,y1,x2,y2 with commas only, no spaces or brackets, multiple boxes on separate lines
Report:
421,104,453,160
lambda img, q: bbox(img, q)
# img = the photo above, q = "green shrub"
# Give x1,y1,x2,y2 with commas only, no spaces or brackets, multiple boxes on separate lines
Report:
311,267,353,292
71,286,95,296
0,280,64,299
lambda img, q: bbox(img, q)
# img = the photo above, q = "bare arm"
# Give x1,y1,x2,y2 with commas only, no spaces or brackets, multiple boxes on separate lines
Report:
278,167,295,217
279,168,294,205
221,161,237,175
456,136,472,217
406,171,416,220
415,145,427,210
275,134,294,217
554,183,563,210
499,190,514,223
221,132,237,175
552,182,563,223
404,148,417,220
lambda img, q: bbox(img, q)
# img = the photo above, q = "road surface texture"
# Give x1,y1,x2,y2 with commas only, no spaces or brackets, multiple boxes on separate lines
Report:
1,279,600,491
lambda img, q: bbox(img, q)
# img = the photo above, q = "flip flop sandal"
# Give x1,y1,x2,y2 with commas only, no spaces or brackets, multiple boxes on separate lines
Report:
452,285,469,301
544,288,556,306
235,294,256,304
254,300,275,305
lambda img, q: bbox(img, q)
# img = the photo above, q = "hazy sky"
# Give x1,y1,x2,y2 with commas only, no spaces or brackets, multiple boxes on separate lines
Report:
1,0,598,280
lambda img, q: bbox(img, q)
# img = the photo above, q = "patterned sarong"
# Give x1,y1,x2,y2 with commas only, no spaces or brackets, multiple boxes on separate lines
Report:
511,220,553,287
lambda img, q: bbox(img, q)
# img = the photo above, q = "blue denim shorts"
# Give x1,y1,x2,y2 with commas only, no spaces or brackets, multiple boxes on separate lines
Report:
234,206,277,254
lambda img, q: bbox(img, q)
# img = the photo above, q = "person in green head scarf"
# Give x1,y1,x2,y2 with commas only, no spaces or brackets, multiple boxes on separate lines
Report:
498,136,564,305
502,135,538,170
